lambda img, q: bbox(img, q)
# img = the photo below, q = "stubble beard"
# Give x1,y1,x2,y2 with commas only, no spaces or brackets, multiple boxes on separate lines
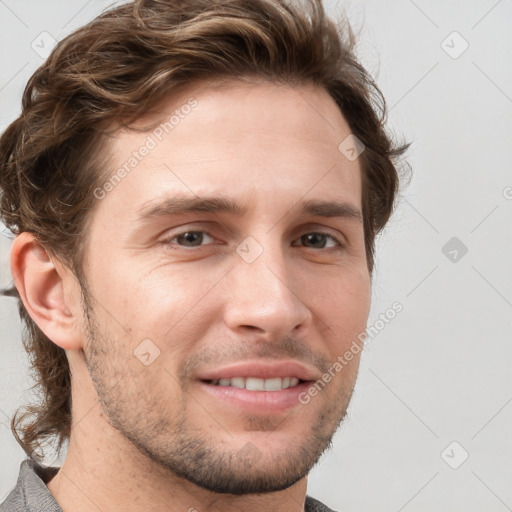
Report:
80,287,357,495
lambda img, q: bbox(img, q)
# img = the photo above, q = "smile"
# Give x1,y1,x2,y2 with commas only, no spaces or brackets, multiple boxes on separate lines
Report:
206,377,302,391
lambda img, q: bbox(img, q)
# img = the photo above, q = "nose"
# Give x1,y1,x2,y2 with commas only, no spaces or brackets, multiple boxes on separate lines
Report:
222,239,312,340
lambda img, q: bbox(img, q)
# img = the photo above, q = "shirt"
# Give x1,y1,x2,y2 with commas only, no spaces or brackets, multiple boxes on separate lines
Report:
0,459,336,512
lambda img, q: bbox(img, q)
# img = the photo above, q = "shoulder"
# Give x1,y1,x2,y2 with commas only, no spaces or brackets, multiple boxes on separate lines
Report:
0,459,62,512
0,479,24,510
305,495,338,512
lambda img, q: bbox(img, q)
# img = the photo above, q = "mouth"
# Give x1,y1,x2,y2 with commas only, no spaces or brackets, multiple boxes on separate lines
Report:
195,360,319,413
204,376,305,391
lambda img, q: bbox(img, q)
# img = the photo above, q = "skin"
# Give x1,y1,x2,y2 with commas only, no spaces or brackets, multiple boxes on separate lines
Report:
11,79,371,512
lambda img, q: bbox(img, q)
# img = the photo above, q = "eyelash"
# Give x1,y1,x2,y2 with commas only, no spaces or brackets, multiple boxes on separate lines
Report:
164,230,345,250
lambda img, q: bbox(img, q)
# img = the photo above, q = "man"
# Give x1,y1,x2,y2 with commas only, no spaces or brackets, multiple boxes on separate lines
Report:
0,0,407,510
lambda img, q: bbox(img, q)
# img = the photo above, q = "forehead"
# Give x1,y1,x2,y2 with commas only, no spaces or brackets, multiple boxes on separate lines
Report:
96,79,362,222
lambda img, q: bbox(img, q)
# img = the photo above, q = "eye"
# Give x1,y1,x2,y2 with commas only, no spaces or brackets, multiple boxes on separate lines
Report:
163,229,343,250
294,232,343,250
166,230,215,248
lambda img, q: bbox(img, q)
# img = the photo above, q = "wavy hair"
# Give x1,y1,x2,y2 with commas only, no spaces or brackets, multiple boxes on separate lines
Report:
0,0,409,460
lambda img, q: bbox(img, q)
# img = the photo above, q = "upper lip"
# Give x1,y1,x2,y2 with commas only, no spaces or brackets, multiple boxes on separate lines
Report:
196,360,320,382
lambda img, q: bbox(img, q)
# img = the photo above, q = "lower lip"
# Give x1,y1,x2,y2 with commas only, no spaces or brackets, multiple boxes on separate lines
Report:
197,380,313,413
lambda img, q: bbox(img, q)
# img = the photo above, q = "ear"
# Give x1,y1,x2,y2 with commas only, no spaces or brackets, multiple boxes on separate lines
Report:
10,232,84,350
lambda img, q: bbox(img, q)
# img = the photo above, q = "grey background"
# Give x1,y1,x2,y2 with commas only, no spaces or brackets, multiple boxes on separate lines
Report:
1,1,511,510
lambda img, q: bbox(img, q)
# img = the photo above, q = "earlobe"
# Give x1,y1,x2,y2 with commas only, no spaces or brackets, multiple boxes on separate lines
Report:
10,232,83,351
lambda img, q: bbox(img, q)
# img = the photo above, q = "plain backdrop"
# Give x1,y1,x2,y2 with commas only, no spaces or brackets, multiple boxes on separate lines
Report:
1,1,511,511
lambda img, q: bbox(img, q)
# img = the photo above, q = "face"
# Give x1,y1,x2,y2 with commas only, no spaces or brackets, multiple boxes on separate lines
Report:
80,79,371,494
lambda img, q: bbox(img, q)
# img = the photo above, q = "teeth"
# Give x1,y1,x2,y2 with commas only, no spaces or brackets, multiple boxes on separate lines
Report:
210,377,301,391
230,377,245,389
264,377,282,391
246,377,265,391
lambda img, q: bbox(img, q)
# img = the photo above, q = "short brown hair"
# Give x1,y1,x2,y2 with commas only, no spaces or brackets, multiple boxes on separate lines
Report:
0,0,409,460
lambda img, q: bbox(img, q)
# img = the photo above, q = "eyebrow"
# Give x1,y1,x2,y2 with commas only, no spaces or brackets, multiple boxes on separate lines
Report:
136,195,363,223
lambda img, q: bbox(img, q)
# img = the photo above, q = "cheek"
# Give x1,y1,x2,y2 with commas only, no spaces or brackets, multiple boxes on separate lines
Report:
110,267,224,358
341,275,371,321
319,273,370,391
312,268,371,343
95,258,217,318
